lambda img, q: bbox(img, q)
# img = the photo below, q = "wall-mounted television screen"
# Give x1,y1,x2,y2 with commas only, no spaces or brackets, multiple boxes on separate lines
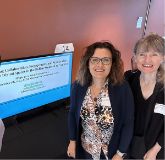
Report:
0,53,73,119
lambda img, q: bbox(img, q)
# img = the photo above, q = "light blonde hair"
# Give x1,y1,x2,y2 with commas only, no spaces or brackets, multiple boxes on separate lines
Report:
136,34,165,86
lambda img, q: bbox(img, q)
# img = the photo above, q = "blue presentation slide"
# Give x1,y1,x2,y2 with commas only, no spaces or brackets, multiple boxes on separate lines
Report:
0,53,72,119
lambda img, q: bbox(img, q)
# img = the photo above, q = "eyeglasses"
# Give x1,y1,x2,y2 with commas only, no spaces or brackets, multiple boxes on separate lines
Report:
90,57,112,65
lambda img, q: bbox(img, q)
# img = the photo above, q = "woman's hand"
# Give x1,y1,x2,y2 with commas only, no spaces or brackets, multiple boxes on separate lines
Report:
67,140,76,158
143,142,161,160
112,153,123,160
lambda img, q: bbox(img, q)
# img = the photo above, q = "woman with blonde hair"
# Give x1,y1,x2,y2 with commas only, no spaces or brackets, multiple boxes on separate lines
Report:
125,34,164,159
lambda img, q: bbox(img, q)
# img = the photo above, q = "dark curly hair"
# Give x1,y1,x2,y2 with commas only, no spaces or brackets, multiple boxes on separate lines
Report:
76,41,124,86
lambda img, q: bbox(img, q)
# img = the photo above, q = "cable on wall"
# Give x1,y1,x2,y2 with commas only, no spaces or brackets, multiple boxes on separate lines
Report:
142,0,152,38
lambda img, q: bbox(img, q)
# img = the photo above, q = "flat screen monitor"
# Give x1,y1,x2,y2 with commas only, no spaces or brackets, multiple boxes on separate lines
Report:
0,52,73,119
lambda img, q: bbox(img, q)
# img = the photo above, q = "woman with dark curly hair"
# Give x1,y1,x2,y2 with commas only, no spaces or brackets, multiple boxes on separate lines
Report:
67,41,134,159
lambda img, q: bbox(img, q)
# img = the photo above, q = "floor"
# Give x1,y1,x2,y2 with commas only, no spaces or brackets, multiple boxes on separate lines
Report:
0,100,70,159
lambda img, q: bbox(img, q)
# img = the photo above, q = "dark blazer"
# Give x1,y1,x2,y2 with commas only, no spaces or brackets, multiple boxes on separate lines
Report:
68,80,135,159
125,70,164,159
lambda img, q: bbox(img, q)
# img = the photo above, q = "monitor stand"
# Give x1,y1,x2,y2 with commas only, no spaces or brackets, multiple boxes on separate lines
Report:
46,104,60,119
10,115,23,134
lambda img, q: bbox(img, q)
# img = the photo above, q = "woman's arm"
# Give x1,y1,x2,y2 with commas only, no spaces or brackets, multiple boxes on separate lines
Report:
117,83,135,153
143,142,161,160
156,122,164,150
112,153,123,160
67,81,78,158
67,140,76,158
143,124,164,160
68,81,77,140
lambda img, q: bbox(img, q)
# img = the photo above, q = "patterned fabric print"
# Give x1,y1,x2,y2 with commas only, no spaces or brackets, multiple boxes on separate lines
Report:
80,81,114,160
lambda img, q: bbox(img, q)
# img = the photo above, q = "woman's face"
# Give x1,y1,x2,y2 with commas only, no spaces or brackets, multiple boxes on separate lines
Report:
89,48,112,82
135,50,164,74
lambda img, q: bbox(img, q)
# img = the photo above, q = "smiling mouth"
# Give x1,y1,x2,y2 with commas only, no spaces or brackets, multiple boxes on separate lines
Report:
142,64,153,67
95,69,104,72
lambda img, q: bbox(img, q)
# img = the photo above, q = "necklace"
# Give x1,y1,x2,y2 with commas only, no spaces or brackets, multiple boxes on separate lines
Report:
91,86,99,102
131,69,138,73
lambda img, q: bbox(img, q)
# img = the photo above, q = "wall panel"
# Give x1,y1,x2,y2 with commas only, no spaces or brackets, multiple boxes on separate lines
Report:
0,0,163,82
